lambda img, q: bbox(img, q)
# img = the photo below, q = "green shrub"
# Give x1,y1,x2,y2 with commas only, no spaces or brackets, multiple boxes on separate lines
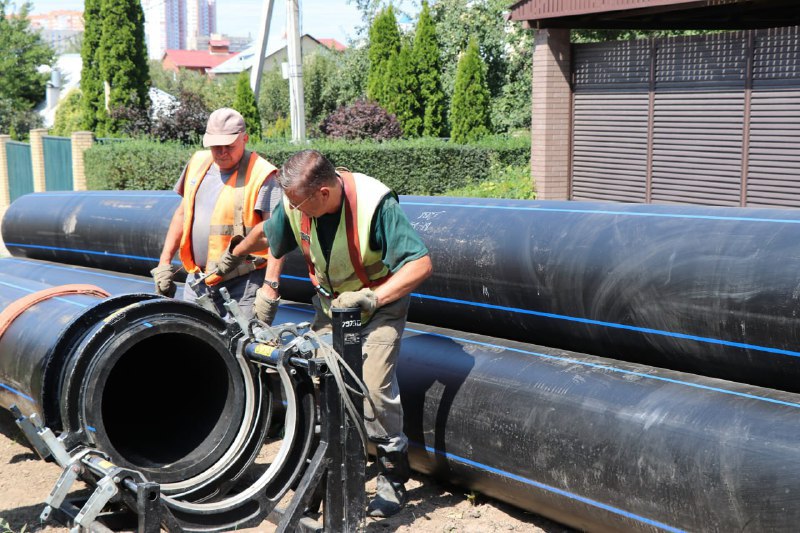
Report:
85,139,194,190
445,164,535,199
85,135,530,195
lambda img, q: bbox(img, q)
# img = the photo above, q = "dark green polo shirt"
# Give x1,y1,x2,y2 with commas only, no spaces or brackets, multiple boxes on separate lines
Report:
264,194,429,273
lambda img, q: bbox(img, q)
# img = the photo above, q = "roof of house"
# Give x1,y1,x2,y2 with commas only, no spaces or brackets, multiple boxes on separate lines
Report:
317,38,346,52
162,49,238,70
509,0,800,30
210,34,346,75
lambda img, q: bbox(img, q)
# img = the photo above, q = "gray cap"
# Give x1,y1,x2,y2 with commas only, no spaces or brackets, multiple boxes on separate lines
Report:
203,108,245,147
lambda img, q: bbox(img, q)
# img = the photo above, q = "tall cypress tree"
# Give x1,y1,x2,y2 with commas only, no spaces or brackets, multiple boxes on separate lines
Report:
366,6,400,106
233,72,262,141
383,42,422,137
450,38,491,143
98,0,150,134
413,0,446,137
80,0,103,131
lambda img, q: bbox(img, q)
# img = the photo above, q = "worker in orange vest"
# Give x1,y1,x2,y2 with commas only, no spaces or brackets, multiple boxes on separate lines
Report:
151,108,283,323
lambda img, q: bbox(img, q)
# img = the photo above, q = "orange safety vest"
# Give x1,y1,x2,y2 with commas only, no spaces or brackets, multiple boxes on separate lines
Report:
179,150,277,273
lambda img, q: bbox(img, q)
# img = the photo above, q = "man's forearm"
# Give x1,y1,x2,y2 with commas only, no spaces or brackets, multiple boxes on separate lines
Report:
261,250,285,299
159,203,184,265
232,221,269,257
373,255,433,307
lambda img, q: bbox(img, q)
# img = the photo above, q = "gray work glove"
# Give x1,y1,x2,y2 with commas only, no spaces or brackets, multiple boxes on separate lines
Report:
215,236,245,277
150,264,176,298
331,288,378,319
254,288,280,326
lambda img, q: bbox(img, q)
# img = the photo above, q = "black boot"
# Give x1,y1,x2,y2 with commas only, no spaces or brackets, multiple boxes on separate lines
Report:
367,449,410,518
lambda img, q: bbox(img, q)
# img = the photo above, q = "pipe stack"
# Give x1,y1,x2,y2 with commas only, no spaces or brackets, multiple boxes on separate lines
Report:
3,191,800,532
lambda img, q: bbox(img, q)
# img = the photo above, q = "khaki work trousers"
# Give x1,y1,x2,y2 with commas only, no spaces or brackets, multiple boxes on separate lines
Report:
311,293,410,454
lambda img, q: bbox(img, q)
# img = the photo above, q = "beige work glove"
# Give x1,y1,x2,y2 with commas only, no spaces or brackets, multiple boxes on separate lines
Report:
331,288,378,320
214,236,245,277
254,288,280,326
150,264,176,297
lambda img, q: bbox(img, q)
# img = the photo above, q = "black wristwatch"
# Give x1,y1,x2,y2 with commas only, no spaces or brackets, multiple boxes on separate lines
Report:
264,279,280,290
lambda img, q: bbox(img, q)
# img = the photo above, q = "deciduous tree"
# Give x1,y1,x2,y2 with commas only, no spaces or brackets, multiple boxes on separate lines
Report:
0,0,54,136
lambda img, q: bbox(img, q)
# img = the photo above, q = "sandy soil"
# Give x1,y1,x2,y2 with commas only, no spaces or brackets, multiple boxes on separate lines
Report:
0,409,573,533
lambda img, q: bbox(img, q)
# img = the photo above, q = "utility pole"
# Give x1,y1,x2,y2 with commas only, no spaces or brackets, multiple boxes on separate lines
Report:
250,0,275,99
286,0,306,143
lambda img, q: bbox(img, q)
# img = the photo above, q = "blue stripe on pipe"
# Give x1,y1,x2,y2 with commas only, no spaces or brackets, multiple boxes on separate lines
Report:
403,201,800,224
3,258,153,284
0,382,35,402
86,426,97,432
6,248,797,358
0,280,88,308
413,293,800,359
8,263,798,405
5,243,158,263
414,442,686,533
408,328,800,410
280,305,800,408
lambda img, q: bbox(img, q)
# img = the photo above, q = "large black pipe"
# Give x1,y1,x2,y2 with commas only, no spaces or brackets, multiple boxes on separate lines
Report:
3,258,800,532
0,264,316,531
5,192,800,392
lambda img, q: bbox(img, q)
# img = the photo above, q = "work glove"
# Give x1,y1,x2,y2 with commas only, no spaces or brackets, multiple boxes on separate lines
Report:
150,264,176,298
254,288,280,326
331,288,378,320
206,237,246,286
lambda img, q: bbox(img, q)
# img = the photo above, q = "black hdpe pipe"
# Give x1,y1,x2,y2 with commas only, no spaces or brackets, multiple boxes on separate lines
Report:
0,267,316,531
5,192,800,393
3,259,800,532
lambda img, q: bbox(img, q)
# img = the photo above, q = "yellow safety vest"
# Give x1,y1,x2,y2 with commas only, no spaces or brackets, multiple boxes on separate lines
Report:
285,170,393,320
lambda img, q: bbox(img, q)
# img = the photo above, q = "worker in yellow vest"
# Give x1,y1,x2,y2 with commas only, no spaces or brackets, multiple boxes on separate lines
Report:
221,149,433,518
151,108,284,323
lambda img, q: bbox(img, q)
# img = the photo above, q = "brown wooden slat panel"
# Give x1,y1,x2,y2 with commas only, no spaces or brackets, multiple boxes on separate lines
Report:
573,28,800,207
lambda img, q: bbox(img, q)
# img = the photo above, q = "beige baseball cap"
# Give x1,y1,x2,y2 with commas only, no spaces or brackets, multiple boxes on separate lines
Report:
203,108,245,147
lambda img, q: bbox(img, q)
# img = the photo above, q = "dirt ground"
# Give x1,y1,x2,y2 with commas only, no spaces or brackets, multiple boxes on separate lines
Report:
0,410,573,533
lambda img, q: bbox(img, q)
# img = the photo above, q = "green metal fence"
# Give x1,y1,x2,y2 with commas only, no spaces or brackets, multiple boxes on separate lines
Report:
43,135,73,191
6,141,34,201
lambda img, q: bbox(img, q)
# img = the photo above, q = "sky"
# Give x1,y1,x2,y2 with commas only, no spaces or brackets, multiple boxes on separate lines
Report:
25,0,374,46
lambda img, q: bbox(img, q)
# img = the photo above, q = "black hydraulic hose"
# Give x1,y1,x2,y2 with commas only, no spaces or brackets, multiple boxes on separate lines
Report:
0,264,317,531
2,259,800,532
5,192,800,393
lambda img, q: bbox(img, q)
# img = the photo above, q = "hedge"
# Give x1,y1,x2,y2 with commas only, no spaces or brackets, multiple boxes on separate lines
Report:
85,136,530,195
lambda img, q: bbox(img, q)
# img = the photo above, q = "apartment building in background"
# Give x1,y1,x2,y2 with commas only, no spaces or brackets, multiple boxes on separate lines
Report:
28,10,84,54
143,0,218,60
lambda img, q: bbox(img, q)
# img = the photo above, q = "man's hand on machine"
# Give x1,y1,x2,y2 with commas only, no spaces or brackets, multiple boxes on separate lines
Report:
332,288,378,319
205,237,245,286
255,288,280,325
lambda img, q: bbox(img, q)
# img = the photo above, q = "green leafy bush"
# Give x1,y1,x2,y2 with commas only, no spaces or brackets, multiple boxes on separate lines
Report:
85,135,530,195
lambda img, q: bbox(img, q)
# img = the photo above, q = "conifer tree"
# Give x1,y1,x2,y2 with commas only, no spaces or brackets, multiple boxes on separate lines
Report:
234,72,262,141
366,6,401,106
383,42,422,137
413,0,446,137
97,0,150,134
80,0,103,131
450,38,491,143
